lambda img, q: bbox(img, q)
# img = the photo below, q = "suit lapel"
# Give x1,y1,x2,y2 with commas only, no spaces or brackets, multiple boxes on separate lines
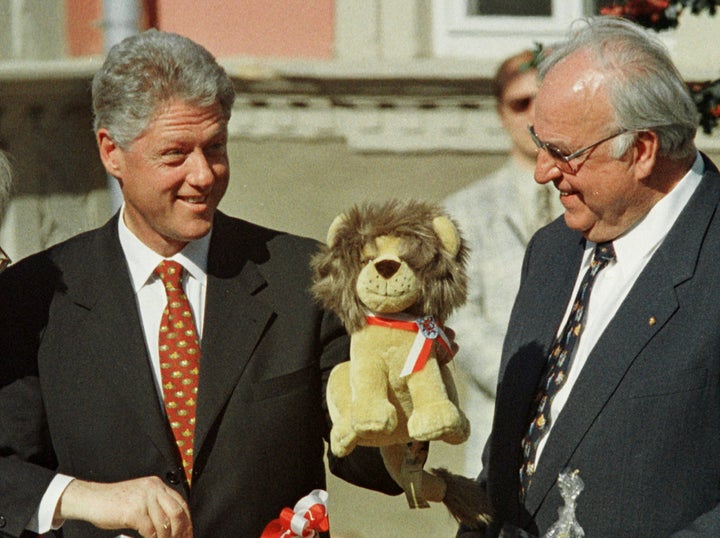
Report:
62,214,281,469
193,213,275,456
525,165,720,513
68,217,178,459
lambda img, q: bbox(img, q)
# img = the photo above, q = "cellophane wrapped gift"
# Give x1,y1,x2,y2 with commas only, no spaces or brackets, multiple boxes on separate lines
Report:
544,469,585,538
499,468,585,538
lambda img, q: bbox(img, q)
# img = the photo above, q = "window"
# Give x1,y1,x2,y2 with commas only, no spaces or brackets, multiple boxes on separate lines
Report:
433,0,596,61
467,0,553,17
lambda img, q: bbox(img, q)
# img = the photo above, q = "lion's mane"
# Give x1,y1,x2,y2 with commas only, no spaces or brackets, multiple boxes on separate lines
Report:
310,199,469,334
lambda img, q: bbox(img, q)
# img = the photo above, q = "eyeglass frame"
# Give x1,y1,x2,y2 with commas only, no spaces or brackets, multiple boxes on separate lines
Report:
0,245,10,274
528,124,630,173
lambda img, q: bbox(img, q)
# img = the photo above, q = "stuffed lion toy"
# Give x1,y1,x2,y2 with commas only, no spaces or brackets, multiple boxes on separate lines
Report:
311,199,492,528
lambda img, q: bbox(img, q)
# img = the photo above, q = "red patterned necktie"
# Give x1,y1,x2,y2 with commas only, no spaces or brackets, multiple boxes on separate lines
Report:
518,241,615,500
156,260,200,485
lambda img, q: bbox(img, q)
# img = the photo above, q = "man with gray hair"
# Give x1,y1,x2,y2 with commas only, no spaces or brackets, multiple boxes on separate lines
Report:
459,16,720,537
0,30,397,538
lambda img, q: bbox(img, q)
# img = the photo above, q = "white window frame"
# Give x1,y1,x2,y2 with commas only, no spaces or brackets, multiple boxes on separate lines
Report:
432,0,589,61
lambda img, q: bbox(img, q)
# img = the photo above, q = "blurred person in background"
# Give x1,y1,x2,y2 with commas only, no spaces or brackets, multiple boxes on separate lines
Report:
444,48,563,476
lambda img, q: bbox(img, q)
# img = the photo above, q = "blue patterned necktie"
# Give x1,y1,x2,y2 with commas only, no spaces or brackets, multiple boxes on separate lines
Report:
519,241,615,500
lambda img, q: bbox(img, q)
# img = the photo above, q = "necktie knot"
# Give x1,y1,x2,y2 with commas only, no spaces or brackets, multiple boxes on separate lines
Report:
156,260,184,293
592,241,615,265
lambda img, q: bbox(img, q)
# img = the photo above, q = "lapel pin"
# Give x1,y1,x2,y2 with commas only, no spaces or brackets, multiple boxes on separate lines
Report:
648,316,657,326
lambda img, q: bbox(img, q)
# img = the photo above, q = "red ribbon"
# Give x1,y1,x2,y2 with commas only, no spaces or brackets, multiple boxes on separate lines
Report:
365,314,454,376
261,490,329,538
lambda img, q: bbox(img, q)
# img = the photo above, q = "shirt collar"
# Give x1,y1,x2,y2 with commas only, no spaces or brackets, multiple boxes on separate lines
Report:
586,151,704,264
117,205,211,293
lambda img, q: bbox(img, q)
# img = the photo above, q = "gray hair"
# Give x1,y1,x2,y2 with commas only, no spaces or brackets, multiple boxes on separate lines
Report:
539,17,697,160
0,151,13,223
92,29,236,148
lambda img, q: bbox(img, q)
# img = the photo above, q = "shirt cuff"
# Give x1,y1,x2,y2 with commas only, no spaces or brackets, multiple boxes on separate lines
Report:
26,474,75,533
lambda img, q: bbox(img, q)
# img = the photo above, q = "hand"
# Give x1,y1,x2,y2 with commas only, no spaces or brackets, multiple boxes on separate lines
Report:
56,476,193,538
380,444,446,503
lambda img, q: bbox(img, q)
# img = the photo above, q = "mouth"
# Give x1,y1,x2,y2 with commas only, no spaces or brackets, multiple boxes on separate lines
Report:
557,184,578,198
179,195,208,205
366,288,407,298
557,188,580,209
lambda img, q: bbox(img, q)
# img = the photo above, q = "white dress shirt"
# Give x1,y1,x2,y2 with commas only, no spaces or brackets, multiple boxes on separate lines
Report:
118,212,210,401
29,207,211,533
534,152,705,466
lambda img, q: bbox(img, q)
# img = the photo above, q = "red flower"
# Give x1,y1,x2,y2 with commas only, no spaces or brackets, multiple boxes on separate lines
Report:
601,5,627,16
601,0,669,17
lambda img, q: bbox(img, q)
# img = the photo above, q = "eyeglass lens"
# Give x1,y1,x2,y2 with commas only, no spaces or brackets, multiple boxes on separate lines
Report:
528,125,576,173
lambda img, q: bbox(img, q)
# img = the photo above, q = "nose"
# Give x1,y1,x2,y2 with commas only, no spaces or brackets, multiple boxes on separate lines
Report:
534,150,562,185
375,259,401,279
186,149,214,188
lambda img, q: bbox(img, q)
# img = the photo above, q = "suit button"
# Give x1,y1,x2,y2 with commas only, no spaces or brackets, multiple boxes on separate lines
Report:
166,469,182,485
0,515,6,527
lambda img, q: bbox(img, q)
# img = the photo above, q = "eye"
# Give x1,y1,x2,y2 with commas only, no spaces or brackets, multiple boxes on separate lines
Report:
546,144,570,160
205,141,227,157
161,149,188,165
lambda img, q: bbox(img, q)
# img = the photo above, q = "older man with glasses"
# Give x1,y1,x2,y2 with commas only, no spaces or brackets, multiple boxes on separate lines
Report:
458,16,720,538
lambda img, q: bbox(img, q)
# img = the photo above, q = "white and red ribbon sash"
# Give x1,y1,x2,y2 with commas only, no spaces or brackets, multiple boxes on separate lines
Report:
365,313,454,377
261,489,329,538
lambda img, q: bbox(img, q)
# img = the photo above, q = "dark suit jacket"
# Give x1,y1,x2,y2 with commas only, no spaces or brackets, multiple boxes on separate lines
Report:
460,156,720,537
0,211,398,537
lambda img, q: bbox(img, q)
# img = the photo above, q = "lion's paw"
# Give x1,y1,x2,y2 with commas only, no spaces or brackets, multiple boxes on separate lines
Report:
351,400,398,436
407,400,470,443
330,424,358,457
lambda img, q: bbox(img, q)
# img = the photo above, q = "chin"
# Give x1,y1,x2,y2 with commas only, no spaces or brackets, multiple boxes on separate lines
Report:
563,213,583,231
176,223,213,243
567,223,600,243
187,228,212,241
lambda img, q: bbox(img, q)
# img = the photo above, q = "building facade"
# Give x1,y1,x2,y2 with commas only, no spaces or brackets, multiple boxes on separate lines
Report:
0,2,718,536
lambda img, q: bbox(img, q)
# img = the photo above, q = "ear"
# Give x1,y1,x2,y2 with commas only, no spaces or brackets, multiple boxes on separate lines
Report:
432,215,461,256
633,130,659,181
326,214,347,247
97,128,124,179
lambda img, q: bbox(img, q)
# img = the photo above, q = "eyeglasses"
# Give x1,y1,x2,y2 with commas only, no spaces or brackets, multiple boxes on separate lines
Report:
528,124,628,173
0,245,10,274
503,95,534,114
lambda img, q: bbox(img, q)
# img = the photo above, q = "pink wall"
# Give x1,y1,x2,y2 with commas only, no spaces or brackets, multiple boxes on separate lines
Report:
66,0,103,56
67,0,335,59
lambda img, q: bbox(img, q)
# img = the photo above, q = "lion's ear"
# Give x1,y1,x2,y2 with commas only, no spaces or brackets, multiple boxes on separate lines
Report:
432,215,461,257
326,214,347,247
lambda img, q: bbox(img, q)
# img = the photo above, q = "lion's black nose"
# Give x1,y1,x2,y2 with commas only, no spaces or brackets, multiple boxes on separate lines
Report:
375,259,401,279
